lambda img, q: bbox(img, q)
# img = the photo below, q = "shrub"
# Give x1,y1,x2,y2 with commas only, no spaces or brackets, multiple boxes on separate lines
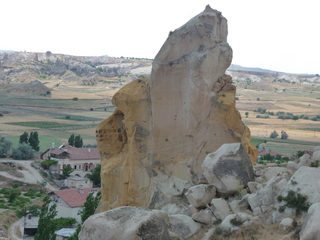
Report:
278,190,311,216
12,143,34,160
72,97,78,101
310,160,319,168
281,131,289,139
12,183,20,189
230,217,243,226
270,130,279,138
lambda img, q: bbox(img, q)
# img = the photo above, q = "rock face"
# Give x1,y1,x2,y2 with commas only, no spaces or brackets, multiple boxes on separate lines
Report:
96,5,257,212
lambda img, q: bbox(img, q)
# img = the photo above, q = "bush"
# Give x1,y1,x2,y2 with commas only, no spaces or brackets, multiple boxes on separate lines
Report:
281,131,289,139
12,183,20,189
12,142,34,160
270,130,279,138
281,190,310,216
72,97,78,101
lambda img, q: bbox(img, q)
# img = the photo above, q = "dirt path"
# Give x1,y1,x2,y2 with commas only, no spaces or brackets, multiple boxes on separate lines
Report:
0,160,58,191
8,219,22,240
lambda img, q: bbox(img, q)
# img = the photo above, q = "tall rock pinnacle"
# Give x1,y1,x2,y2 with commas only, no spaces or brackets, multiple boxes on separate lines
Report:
96,5,257,212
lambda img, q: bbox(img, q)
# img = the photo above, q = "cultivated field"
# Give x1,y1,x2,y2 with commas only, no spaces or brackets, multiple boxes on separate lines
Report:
0,72,319,155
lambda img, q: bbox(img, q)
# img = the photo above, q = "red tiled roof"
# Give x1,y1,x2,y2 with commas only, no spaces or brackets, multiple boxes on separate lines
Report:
53,188,97,208
50,146,100,160
258,149,282,156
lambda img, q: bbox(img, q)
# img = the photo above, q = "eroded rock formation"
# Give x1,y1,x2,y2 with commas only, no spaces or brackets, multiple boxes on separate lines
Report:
96,5,257,212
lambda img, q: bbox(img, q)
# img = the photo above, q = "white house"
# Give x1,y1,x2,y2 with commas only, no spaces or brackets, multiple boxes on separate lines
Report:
49,188,100,223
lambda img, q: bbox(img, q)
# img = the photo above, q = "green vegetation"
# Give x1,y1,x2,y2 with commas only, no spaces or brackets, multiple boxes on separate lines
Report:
0,135,13,157
35,196,57,240
7,122,77,129
88,164,101,187
68,134,83,148
69,191,101,240
12,142,34,160
61,165,74,178
277,190,311,216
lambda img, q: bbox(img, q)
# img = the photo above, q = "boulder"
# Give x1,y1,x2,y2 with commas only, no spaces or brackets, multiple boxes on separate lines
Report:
202,143,255,195
185,184,216,208
192,209,216,225
262,167,290,181
169,214,201,239
220,212,256,232
161,203,190,216
279,217,294,233
312,146,320,161
287,153,312,171
79,207,172,240
273,166,320,222
300,202,320,240
248,175,286,215
97,5,257,211
210,198,231,220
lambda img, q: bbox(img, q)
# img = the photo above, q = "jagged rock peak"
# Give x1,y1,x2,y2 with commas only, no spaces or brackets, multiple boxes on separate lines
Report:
97,5,257,212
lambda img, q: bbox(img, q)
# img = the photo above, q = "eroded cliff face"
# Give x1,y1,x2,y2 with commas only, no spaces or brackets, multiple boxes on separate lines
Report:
96,5,257,212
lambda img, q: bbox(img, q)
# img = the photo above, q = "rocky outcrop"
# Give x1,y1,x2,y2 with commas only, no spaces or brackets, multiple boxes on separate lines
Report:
96,5,257,212
300,202,320,240
202,143,255,196
79,207,173,240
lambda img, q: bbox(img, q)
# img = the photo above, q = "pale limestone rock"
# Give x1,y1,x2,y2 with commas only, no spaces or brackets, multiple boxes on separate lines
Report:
300,202,320,240
185,184,216,208
248,175,286,215
161,203,190,216
287,153,312,171
192,209,216,225
210,198,231,220
247,182,258,193
279,217,294,233
262,167,290,181
202,143,255,195
273,166,320,222
79,207,172,240
169,214,201,239
312,146,320,161
96,5,257,212
220,212,255,232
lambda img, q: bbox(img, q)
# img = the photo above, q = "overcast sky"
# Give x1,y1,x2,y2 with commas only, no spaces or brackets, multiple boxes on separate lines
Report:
2,0,319,74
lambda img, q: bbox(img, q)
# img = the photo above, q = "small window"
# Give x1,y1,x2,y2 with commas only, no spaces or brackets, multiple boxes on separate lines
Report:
79,165,81,169
74,165,77,170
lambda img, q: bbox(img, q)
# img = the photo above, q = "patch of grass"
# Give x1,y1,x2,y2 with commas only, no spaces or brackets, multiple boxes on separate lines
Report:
6,121,77,129
298,128,320,132
55,116,100,121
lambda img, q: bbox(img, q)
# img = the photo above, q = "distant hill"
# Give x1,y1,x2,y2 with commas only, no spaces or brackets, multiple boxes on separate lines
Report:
228,64,284,73
0,50,16,53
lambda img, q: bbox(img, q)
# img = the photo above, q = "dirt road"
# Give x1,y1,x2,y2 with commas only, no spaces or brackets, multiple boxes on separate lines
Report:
0,160,58,191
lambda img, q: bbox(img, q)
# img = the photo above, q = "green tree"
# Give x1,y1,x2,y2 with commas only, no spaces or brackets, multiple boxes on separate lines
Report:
12,143,34,160
0,135,13,157
61,165,74,178
281,131,289,139
74,135,83,148
68,192,101,240
29,131,40,151
34,196,57,240
245,112,249,118
270,130,279,139
19,132,29,144
68,134,75,146
88,164,101,187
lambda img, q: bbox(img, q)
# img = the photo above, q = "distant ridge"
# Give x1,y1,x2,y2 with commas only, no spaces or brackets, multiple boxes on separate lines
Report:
228,64,284,73
0,50,16,53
